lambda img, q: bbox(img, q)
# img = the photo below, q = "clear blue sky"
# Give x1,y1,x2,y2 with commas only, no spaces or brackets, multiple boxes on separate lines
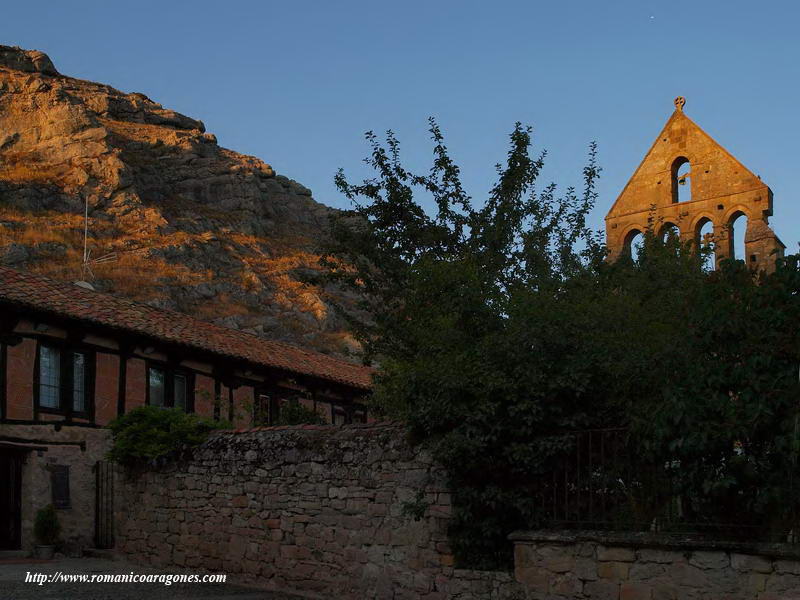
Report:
2,1,799,250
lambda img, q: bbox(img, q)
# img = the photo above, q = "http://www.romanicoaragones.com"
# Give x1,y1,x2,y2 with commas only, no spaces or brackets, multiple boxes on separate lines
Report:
24,571,227,586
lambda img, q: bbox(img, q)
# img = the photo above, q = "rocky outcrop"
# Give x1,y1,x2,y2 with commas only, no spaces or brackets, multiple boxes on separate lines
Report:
0,45,58,75
0,46,361,356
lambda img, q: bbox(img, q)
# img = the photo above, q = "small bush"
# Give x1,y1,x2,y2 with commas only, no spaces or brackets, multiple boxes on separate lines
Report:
34,505,60,546
108,406,229,466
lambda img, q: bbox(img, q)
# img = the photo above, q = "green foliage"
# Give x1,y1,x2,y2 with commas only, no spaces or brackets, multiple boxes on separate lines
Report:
324,119,605,567
34,504,60,546
275,397,327,426
620,244,800,537
325,119,800,569
107,406,230,466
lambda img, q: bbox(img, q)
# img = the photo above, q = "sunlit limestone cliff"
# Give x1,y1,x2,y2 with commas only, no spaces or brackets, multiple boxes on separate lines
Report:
0,45,361,357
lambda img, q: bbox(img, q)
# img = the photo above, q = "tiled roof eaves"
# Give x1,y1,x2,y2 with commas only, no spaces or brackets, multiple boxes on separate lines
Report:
0,267,373,390
3,298,370,390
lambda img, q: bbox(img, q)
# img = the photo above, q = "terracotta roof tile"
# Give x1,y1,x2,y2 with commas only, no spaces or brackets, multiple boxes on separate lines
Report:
0,266,373,390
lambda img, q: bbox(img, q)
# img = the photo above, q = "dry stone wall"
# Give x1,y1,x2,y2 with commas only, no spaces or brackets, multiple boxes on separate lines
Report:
512,531,800,599
114,423,800,599
115,423,521,599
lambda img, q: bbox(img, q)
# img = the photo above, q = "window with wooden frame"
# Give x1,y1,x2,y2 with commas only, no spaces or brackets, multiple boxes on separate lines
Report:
352,405,367,424
35,342,93,417
331,405,348,426
331,402,367,425
146,364,193,412
256,386,310,425
255,391,277,426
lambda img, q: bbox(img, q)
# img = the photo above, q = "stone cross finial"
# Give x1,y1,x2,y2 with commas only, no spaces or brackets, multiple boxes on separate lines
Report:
674,96,686,112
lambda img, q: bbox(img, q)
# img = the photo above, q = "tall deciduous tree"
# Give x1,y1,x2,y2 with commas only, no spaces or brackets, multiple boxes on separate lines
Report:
323,121,800,568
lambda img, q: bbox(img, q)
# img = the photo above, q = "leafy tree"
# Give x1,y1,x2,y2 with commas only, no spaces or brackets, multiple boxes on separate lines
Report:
626,247,800,537
324,120,800,568
323,120,606,566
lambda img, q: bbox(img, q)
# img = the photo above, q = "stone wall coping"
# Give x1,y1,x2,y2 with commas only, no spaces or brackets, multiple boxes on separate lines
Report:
215,421,403,435
509,529,800,560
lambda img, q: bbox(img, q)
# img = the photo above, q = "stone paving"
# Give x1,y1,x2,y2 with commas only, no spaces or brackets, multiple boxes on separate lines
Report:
0,557,310,600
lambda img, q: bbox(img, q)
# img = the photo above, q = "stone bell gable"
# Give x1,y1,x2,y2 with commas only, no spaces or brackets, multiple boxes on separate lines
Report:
605,97,784,270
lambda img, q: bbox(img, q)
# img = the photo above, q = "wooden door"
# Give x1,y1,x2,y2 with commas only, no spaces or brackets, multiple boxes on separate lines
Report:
94,460,114,549
0,449,23,550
